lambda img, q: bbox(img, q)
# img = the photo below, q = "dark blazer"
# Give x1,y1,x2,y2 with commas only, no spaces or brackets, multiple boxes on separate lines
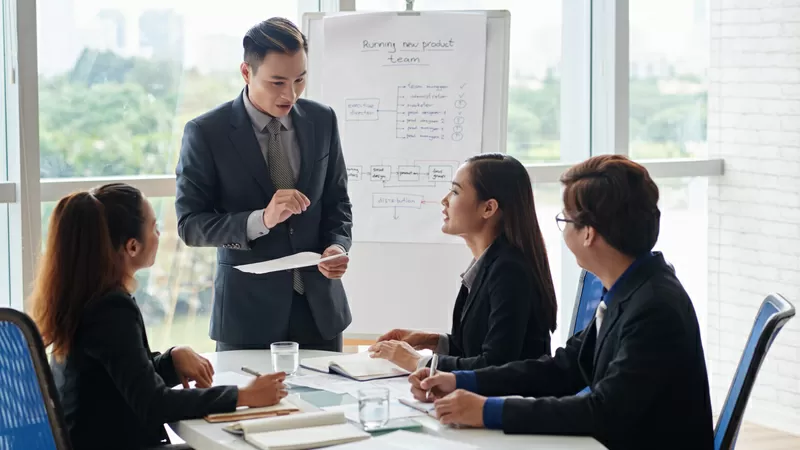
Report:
470,253,714,450
175,93,353,344
50,291,237,449
436,236,552,372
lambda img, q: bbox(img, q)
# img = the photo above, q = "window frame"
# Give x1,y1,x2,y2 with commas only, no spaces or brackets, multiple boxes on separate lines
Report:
1,0,723,331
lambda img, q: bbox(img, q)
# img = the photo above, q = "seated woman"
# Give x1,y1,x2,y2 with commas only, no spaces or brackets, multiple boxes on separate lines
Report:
32,183,287,450
369,153,558,372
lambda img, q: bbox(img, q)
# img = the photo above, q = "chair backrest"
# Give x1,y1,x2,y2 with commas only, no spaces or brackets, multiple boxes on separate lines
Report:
714,294,796,450
0,308,71,450
569,269,605,336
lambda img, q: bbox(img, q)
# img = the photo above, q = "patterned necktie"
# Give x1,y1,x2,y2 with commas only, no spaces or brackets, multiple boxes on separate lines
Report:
595,301,607,337
266,118,304,295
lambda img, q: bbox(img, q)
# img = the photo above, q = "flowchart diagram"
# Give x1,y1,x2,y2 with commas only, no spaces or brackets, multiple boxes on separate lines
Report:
344,82,469,142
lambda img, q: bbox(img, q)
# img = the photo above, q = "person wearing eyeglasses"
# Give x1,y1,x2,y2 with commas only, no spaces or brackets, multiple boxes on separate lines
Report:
368,153,557,372
408,155,714,450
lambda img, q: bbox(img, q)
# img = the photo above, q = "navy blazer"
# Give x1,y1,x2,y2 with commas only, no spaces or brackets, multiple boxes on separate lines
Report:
436,235,552,372
471,253,714,449
175,93,353,344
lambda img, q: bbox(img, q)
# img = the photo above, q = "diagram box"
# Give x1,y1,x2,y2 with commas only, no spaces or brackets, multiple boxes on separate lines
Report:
345,98,380,121
428,165,453,182
372,193,423,209
370,165,392,181
346,166,362,181
397,165,421,181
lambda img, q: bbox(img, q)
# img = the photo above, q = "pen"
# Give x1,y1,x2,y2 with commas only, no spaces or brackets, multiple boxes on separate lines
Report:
241,366,262,377
427,353,439,400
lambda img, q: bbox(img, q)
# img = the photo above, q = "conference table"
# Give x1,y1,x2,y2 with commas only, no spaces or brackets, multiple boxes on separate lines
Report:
169,350,607,450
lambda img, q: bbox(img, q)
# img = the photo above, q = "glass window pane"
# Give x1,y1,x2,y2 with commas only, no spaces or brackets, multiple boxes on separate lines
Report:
41,196,216,351
37,0,311,178
629,0,709,159
356,1,562,163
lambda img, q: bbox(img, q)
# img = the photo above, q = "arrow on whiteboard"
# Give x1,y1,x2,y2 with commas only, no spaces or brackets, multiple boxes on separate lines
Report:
393,207,399,220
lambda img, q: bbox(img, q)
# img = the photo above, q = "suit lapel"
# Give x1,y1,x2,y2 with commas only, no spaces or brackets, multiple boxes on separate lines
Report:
459,240,503,324
592,255,661,368
291,102,316,193
229,92,275,200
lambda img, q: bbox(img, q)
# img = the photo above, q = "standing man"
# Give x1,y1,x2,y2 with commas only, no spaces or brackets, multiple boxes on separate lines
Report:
175,18,352,352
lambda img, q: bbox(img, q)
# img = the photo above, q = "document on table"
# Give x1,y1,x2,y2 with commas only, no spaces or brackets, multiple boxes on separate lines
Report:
177,371,252,389
322,399,425,422
331,430,480,450
287,371,414,400
235,251,348,274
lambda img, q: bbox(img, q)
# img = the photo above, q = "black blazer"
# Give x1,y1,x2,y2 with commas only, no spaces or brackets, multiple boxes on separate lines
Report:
471,253,713,450
175,93,353,344
436,236,552,372
50,291,237,449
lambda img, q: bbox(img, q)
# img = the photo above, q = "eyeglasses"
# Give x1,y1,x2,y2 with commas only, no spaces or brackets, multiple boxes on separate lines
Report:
555,212,576,232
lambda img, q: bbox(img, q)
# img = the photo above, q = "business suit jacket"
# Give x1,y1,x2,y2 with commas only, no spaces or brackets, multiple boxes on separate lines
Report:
437,235,552,372
51,290,237,449
471,252,713,450
175,93,353,344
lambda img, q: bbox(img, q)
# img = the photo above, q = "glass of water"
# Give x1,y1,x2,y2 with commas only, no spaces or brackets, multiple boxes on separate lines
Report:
358,387,390,430
270,341,299,376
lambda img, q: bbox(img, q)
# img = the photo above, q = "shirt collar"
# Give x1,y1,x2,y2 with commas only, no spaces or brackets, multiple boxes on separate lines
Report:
601,251,654,307
242,87,292,132
461,245,492,290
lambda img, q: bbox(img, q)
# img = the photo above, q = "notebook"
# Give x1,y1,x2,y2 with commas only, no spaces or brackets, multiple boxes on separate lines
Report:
222,410,371,450
300,352,409,381
205,398,301,423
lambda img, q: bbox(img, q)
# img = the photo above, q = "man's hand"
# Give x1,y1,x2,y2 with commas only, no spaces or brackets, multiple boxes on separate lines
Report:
408,368,457,402
171,346,214,388
318,245,349,279
263,189,310,229
434,390,487,428
368,340,421,372
377,329,439,350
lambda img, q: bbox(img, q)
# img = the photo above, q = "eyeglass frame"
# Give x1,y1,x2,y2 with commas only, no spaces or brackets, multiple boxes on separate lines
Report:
555,212,577,232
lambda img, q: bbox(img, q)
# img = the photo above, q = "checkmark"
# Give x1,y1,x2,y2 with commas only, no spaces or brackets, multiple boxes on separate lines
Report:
458,93,465,98
460,83,467,89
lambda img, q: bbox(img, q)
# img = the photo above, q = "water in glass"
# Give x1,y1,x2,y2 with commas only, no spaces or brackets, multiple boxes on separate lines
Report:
358,388,389,429
270,342,299,376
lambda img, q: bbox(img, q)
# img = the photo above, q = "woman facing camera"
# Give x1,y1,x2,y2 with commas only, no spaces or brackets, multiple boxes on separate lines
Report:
32,183,286,450
369,154,557,372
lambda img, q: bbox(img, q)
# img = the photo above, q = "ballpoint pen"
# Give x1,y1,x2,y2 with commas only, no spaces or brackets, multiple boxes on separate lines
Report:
427,353,439,400
241,366,262,377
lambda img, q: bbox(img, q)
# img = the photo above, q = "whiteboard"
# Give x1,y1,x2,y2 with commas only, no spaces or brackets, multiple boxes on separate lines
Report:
303,11,510,336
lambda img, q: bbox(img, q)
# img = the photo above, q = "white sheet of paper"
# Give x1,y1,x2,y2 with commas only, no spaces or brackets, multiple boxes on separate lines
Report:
322,400,425,422
176,371,252,390
234,251,347,274
332,430,480,450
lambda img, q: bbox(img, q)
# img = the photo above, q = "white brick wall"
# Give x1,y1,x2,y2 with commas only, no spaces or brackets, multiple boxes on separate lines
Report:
709,0,800,435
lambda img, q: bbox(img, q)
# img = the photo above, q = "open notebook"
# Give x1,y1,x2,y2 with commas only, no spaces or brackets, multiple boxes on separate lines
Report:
222,410,370,450
300,352,409,381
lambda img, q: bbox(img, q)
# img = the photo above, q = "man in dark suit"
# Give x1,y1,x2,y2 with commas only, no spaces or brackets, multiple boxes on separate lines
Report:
175,18,352,352
409,155,714,450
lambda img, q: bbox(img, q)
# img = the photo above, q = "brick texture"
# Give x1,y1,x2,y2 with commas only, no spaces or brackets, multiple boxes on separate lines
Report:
709,0,800,435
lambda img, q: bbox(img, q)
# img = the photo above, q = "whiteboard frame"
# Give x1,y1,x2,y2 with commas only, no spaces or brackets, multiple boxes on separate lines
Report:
302,10,511,156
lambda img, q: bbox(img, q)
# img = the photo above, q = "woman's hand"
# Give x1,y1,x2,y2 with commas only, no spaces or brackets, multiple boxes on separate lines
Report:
376,329,439,350
171,346,214,388
238,372,288,407
368,340,421,372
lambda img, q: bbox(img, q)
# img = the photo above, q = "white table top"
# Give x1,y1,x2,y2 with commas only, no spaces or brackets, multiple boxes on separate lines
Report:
169,350,606,450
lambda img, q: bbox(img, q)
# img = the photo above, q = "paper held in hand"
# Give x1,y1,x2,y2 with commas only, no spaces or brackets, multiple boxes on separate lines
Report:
235,251,348,274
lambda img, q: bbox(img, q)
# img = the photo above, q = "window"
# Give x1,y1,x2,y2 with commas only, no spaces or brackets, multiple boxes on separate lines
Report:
629,0,709,159
37,0,308,178
356,0,563,163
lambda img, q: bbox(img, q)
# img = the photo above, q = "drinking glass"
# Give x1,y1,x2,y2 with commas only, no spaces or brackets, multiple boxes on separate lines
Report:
270,341,299,376
358,387,390,429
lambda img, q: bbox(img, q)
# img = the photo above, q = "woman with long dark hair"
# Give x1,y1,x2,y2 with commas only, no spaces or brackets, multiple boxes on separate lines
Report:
369,154,557,372
32,183,286,449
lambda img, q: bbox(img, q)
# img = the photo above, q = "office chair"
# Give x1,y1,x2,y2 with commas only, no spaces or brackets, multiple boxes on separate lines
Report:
568,269,606,336
0,308,72,450
714,293,795,450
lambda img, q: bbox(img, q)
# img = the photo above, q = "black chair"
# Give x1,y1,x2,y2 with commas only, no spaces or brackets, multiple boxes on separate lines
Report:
714,293,795,450
0,308,71,449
